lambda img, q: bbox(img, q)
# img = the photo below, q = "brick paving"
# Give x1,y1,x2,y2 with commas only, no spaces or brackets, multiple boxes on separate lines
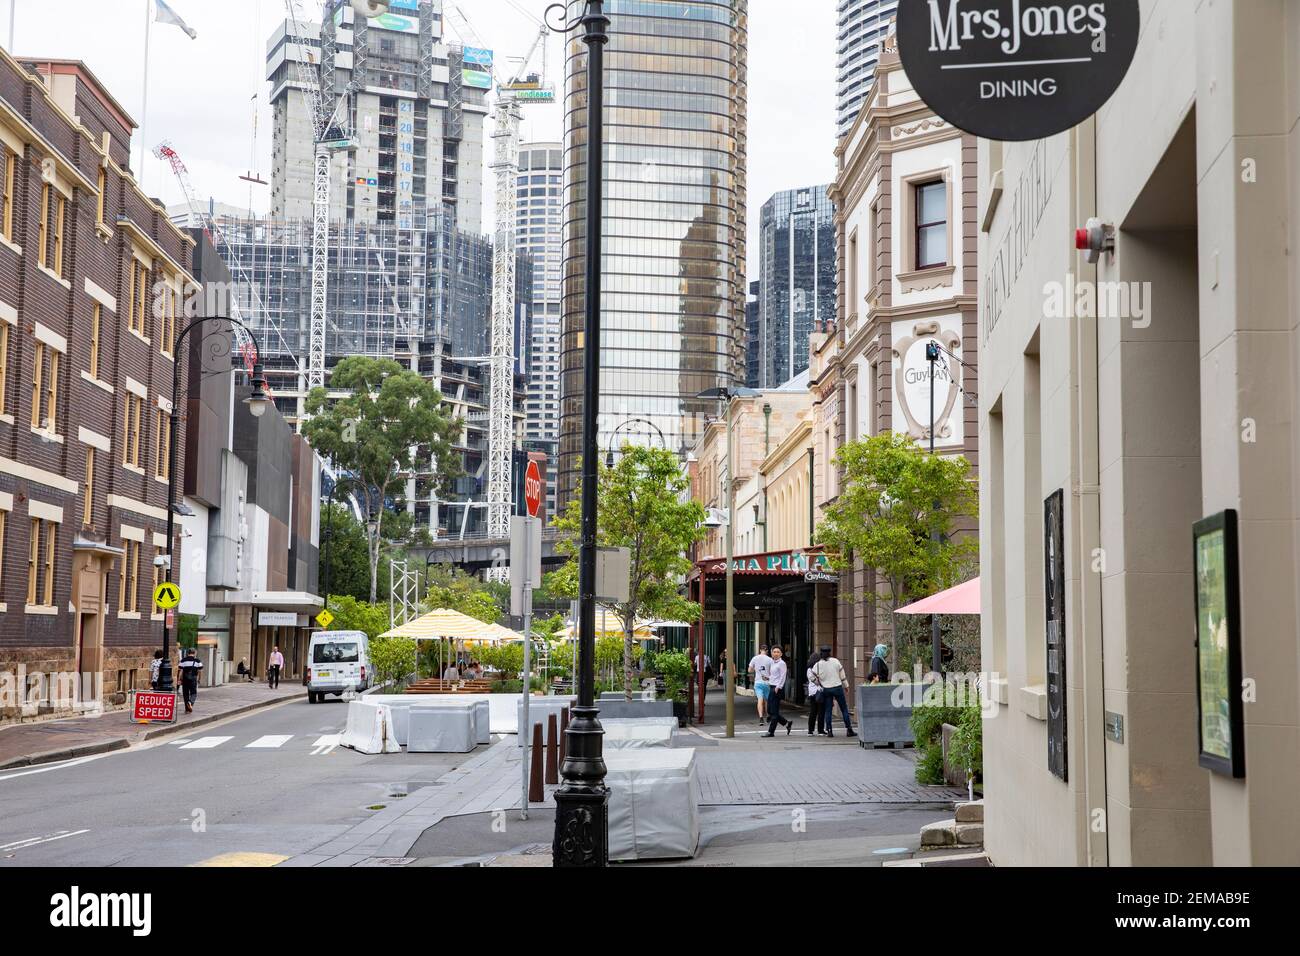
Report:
0,681,304,769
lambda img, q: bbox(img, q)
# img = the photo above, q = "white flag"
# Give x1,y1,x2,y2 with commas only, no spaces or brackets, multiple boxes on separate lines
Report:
155,0,198,40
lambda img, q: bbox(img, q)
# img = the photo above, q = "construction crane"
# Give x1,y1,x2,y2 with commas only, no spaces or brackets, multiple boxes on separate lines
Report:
444,3,553,545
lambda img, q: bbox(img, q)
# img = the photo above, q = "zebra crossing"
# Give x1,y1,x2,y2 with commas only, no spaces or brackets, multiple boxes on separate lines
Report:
169,734,343,755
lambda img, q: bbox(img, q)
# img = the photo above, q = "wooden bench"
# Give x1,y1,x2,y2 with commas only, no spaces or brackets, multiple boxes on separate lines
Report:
405,679,495,695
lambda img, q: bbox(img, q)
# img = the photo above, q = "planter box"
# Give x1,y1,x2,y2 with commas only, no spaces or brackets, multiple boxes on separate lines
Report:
597,697,674,721
856,682,921,748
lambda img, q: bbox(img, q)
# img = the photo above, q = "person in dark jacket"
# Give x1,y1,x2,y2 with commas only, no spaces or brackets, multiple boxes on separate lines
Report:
868,644,890,684
177,648,204,713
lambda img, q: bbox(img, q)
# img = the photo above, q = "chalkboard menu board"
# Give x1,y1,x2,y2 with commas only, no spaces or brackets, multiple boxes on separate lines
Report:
1045,489,1067,780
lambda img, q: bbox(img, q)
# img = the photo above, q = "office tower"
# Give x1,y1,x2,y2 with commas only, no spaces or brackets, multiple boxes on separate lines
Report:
836,0,897,139
744,280,761,389
755,185,836,388
516,142,563,516
265,0,487,232
557,0,749,507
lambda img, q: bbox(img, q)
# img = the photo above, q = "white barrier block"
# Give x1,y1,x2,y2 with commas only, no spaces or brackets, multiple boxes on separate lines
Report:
605,748,700,861
340,700,400,754
408,705,476,753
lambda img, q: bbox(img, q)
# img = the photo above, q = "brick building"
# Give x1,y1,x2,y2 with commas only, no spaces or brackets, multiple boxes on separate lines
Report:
0,52,199,720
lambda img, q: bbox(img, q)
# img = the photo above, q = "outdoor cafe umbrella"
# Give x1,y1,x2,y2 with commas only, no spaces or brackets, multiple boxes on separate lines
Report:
380,608,522,678
893,577,980,616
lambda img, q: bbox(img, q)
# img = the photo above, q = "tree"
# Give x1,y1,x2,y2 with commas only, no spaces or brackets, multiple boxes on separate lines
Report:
320,503,390,602
551,446,706,701
326,595,390,641
818,432,979,672
423,565,502,624
303,357,462,602
370,636,417,688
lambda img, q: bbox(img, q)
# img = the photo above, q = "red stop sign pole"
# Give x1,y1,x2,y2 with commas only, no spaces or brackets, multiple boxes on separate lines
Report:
524,460,543,518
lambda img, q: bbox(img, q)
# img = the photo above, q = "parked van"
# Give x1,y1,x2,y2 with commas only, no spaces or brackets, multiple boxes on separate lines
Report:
307,630,371,703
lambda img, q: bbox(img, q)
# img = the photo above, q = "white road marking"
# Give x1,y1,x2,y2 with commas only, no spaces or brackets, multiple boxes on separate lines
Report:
246,735,294,749
179,736,234,750
169,739,193,746
0,754,110,782
0,829,90,852
311,734,341,756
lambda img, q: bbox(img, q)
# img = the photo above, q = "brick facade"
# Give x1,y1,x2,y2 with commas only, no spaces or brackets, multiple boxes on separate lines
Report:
0,53,195,721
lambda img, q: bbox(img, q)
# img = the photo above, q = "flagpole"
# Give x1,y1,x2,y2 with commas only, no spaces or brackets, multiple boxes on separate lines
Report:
139,0,152,192
9,0,16,52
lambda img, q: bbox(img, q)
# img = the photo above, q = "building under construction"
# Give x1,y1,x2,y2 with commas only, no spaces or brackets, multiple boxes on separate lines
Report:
213,209,531,538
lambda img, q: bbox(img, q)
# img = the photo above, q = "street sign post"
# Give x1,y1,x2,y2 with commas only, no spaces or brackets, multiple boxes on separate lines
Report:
132,690,177,723
511,462,545,820
316,609,335,629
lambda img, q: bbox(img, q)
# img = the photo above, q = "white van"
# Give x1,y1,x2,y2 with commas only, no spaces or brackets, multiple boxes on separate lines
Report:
307,630,372,703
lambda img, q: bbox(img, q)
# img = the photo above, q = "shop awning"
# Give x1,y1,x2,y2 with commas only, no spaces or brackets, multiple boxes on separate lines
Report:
894,577,980,616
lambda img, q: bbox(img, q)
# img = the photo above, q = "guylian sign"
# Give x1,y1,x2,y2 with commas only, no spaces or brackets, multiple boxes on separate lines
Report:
897,0,1139,141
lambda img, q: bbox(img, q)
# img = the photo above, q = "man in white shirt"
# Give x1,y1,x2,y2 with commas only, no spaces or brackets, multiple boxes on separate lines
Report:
747,645,773,724
268,646,285,689
762,645,793,736
812,646,856,737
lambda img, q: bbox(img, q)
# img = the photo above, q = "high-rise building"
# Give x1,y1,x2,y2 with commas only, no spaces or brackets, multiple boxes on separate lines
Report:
744,280,761,389
753,184,836,389
558,0,749,507
836,0,897,139
516,142,563,516
265,0,488,232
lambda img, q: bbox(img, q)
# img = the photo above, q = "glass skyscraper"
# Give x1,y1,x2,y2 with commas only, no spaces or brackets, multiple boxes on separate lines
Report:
836,0,898,138
557,0,749,507
753,185,836,389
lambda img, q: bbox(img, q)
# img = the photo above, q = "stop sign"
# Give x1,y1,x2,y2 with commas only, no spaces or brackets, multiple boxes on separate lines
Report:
524,460,543,518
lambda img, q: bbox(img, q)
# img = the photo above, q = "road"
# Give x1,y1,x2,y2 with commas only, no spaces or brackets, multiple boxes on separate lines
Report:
0,697,464,867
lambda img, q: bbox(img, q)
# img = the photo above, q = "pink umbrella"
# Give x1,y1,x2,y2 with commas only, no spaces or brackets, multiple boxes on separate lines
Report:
894,577,980,616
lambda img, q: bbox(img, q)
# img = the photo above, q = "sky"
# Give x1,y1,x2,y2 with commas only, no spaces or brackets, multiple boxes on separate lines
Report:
3,0,839,283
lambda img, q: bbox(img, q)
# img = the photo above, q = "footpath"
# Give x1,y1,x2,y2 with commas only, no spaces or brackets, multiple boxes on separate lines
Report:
0,680,304,770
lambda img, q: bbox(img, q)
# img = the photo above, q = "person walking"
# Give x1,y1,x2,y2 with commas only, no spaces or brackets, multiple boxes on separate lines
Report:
267,646,285,690
747,644,773,724
716,647,727,688
150,650,163,691
868,644,890,684
805,649,827,736
762,645,793,736
177,647,203,714
813,646,856,737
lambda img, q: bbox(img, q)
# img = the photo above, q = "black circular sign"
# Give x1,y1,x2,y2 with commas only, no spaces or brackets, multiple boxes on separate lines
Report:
896,0,1140,142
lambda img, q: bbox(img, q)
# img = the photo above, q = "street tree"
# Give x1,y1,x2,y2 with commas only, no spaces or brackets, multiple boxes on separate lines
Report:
818,432,978,671
423,565,502,625
304,357,461,602
551,446,706,700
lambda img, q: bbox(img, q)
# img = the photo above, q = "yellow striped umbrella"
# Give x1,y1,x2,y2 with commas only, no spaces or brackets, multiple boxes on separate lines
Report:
380,608,518,644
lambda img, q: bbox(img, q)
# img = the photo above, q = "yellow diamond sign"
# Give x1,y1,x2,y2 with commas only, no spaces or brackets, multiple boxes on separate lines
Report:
153,582,182,610
316,609,335,629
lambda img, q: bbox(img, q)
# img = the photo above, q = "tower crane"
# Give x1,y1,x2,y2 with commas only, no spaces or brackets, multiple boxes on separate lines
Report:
444,2,554,545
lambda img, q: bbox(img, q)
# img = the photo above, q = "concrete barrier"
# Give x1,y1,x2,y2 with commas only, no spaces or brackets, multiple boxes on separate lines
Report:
408,705,475,753
606,748,700,861
340,700,400,754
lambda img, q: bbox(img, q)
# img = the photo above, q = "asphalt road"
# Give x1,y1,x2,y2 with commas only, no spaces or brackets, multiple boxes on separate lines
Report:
0,697,464,867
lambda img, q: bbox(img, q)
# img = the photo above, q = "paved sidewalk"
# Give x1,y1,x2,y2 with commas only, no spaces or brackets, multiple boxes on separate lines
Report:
0,681,304,770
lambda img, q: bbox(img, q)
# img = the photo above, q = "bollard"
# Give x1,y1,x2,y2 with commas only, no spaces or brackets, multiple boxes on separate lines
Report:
545,713,559,785
528,722,544,803
559,706,569,763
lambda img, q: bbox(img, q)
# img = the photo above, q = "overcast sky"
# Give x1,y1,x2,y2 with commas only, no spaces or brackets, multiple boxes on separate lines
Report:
5,0,838,283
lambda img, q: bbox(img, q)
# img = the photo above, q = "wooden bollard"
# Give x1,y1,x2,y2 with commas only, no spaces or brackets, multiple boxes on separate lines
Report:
559,707,569,763
528,722,545,803
545,713,559,785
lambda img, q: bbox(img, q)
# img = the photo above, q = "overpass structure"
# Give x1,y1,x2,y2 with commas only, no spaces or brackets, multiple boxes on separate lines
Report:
415,527,568,575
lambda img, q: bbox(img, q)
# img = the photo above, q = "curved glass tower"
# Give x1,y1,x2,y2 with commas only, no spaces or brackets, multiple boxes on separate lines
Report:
557,0,749,508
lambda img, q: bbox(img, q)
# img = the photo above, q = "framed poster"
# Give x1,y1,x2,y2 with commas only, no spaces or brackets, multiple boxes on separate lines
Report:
1193,510,1245,778
1045,489,1067,781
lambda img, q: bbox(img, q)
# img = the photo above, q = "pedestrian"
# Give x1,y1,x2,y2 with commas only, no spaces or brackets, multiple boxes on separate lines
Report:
762,644,793,737
177,647,203,714
443,660,460,681
868,643,890,684
813,645,856,737
805,649,827,736
716,647,727,687
267,645,285,689
150,650,163,691
694,651,712,685
237,658,254,683
747,644,773,724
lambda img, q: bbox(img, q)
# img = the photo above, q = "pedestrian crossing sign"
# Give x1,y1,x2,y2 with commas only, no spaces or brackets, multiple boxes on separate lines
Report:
316,609,335,629
153,582,182,610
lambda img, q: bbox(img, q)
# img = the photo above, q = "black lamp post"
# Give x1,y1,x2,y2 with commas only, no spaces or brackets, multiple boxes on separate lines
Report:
552,0,610,868
604,417,666,468
157,318,270,693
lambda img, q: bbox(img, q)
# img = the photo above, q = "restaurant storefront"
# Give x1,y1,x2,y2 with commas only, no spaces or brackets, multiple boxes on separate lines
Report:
685,549,839,718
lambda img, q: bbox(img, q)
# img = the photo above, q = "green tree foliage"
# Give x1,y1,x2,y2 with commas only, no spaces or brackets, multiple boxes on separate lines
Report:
423,565,502,624
176,613,199,650
303,357,462,602
326,595,390,641
370,636,416,688
653,649,692,704
818,432,978,670
550,446,706,701
320,503,391,602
